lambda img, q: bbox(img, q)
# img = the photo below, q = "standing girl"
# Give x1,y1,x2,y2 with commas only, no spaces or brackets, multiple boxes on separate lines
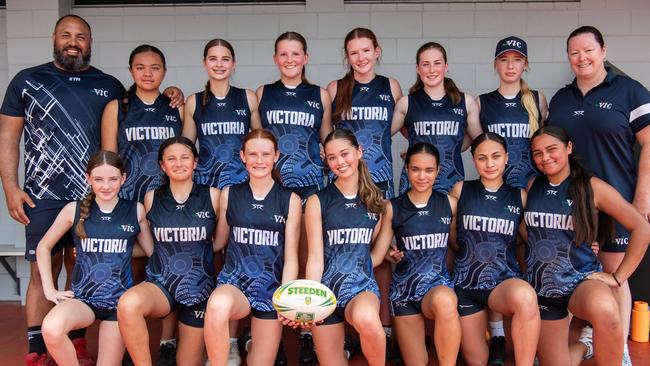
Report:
374,142,461,366
183,38,262,190
305,129,386,366
204,129,301,366
391,42,482,194
37,150,154,365
526,126,650,365
449,132,540,366
117,137,220,366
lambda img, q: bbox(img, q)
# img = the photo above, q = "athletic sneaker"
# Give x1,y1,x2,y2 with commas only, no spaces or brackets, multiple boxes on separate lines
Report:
228,341,241,366
122,352,134,366
343,334,360,360
275,340,287,366
156,342,177,366
488,336,506,365
578,326,594,360
622,344,632,366
25,353,48,366
298,333,317,364
71,338,95,366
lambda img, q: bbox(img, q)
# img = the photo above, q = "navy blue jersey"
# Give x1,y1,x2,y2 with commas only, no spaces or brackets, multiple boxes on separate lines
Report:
479,90,540,189
389,192,452,302
547,68,650,247
400,90,467,194
259,81,325,188
217,182,292,312
146,184,217,305
333,76,395,194
454,180,523,290
193,88,251,189
71,199,139,309
524,176,600,298
318,184,380,306
117,94,181,202
0,62,123,200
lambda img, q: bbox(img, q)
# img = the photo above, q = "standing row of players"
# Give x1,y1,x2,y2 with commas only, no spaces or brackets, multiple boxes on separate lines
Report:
1,14,649,366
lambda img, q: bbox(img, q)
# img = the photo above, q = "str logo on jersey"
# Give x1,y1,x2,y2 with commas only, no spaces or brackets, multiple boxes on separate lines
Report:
417,211,429,216
101,216,111,221
176,204,185,210
505,102,517,108
121,224,135,232
453,108,465,116
252,204,264,210
573,110,585,116
196,211,210,219
431,102,443,107
378,94,391,102
285,92,297,97
216,102,227,108
440,217,452,224
598,102,612,109
485,195,497,201
345,203,357,209
360,87,370,92
306,100,320,109
274,215,286,223
546,190,558,196
93,88,109,97
69,77,81,82
144,107,156,112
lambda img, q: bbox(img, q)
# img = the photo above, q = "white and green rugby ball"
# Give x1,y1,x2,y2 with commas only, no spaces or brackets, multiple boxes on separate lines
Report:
273,279,337,323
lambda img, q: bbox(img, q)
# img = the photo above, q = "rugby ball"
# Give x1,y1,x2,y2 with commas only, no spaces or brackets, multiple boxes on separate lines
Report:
273,279,337,323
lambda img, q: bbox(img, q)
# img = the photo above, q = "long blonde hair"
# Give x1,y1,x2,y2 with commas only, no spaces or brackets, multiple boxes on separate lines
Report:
520,78,539,136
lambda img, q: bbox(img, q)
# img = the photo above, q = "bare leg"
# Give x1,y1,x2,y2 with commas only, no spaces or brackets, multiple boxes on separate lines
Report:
599,252,631,338
96,320,126,366
177,322,206,366
459,310,489,366
312,322,346,366
345,292,385,366
537,316,571,366
248,317,283,366
41,299,95,366
393,314,427,366
204,285,250,366
421,286,460,366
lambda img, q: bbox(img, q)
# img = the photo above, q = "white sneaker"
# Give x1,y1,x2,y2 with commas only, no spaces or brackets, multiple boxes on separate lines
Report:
622,344,632,366
228,341,241,366
578,326,594,360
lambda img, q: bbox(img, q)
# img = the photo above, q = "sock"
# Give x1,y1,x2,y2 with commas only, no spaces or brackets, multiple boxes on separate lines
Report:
489,321,505,338
229,337,238,345
68,328,86,340
160,338,177,348
27,326,47,355
383,326,392,338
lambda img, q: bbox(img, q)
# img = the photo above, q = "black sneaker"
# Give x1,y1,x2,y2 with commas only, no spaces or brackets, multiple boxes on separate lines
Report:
343,334,361,360
275,339,287,366
388,337,403,365
488,336,505,365
122,352,135,366
238,327,252,354
156,343,177,366
298,333,318,365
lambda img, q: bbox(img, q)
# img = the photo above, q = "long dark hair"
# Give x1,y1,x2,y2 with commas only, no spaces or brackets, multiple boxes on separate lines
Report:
201,39,236,110
333,28,380,122
531,126,612,245
409,42,461,106
241,129,282,184
405,142,440,168
275,31,310,84
324,129,385,214
76,151,125,239
155,136,198,197
122,44,167,113
470,132,508,156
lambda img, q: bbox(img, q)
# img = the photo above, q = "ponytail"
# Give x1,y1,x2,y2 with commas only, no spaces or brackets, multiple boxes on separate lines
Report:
333,70,355,123
520,78,540,136
443,77,462,106
357,159,385,215
121,83,137,113
567,155,597,245
74,192,95,239
201,80,211,111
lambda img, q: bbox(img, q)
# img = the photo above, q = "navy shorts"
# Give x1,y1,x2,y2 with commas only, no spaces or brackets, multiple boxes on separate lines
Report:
80,300,117,321
288,184,321,210
455,288,493,317
24,198,73,261
149,280,207,328
537,295,571,321
252,309,278,320
319,307,346,325
390,300,422,317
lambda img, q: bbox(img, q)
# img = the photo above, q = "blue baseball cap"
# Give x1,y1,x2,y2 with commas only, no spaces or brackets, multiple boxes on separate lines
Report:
495,36,527,58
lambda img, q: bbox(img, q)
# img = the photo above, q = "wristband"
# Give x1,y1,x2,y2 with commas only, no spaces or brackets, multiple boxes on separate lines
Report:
612,272,622,287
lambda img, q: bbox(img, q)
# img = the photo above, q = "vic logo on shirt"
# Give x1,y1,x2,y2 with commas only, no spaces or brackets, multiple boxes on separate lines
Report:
440,217,452,225
274,215,286,223
235,109,247,116
121,224,135,233
453,108,465,116
378,94,391,102
196,211,210,219
598,102,612,109
306,101,321,109
93,88,109,97
165,115,177,122
507,205,521,214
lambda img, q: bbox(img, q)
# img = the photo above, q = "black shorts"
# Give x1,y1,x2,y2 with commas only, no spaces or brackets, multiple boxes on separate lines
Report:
288,184,321,210
149,280,207,328
537,295,571,321
80,300,117,321
455,288,493,317
390,300,422,317
252,309,278,320
24,198,74,261
319,307,346,325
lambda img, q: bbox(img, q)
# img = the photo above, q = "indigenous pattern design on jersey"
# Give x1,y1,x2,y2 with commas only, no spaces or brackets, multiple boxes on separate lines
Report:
193,88,251,189
318,184,380,306
118,94,181,202
334,75,395,195
218,182,292,312
400,90,467,194
454,180,523,290
390,192,452,302
259,81,324,188
479,90,540,189
146,184,216,305
71,199,139,309
0,62,123,200
524,176,601,297
548,68,650,248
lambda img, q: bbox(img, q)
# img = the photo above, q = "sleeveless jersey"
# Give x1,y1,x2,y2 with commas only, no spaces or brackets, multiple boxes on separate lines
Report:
0,62,123,200
334,75,395,194
259,81,325,188
71,199,139,309
146,184,217,305
193,88,251,189
389,192,452,302
479,90,540,189
453,180,523,290
524,176,601,298
400,90,467,194
218,182,292,312
117,94,181,202
318,184,380,306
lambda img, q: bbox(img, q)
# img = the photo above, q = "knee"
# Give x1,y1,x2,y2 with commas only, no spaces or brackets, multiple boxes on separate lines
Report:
592,299,622,333
512,287,538,316
205,294,233,325
352,311,382,337
41,316,66,344
430,293,458,320
117,292,145,320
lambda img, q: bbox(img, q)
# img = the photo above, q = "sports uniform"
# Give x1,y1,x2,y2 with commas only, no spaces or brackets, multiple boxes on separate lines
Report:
479,91,540,189
145,184,216,327
547,68,650,252
71,199,139,320
524,176,600,320
453,180,523,316
389,192,452,316
193,88,251,189
0,62,123,260
117,94,181,202
400,90,467,194
333,76,395,197
217,182,292,319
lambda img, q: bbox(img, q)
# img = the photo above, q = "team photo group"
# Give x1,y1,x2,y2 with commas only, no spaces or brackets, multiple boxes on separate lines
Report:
1,13,650,366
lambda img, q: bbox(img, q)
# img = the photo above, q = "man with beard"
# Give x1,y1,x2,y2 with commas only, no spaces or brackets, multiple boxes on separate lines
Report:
0,15,180,366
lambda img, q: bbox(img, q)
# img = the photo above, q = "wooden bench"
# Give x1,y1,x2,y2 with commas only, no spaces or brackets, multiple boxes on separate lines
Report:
0,245,23,295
